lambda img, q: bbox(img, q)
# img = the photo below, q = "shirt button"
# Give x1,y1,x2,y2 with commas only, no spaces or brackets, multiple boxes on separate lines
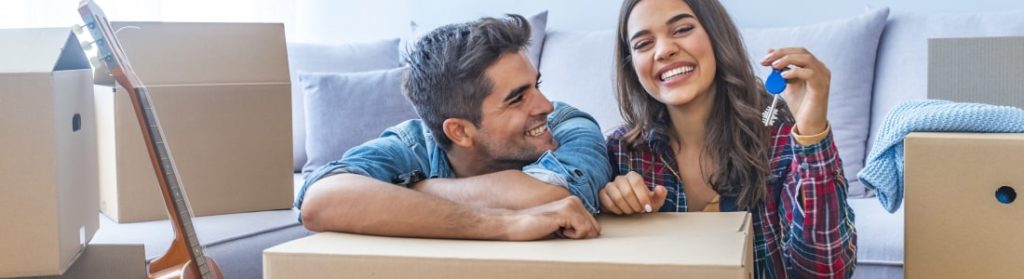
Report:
800,162,810,170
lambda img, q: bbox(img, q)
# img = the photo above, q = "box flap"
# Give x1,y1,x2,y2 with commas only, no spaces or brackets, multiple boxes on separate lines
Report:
109,22,289,86
0,28,89,73
266,212,751,267
929,37,1024,109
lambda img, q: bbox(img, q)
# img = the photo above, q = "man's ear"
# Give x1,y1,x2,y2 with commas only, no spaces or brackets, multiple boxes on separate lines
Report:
442,118,476,148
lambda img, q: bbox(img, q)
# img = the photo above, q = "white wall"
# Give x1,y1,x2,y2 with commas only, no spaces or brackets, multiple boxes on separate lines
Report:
5,0,1024,44
295,0,1024,43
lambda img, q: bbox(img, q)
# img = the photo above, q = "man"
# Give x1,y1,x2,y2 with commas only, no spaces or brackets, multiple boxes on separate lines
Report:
296,15,611,240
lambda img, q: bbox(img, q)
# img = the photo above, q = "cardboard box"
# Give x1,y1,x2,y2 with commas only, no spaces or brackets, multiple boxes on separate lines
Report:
905,132,1024,278
0,28,99,277
29,244,147,279
929,37,1024,108
264,212,753,279
95,22,294,223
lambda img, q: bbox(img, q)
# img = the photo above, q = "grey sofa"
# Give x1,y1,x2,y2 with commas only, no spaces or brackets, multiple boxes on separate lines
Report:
88,7,1024,279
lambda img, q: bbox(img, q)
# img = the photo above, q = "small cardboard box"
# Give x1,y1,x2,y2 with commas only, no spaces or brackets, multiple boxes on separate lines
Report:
905,132,1024,278
28,244,147,279
0,28,99,277
96,22,293,223
264,212,753,279
929,37,1024,108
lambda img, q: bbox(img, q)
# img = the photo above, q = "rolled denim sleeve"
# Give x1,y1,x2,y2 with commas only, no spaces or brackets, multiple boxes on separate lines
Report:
524,102,612,213
294,133,426,210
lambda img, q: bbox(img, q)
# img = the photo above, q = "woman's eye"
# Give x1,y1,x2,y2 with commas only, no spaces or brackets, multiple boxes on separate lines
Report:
674,25,694,35
632,41,651,50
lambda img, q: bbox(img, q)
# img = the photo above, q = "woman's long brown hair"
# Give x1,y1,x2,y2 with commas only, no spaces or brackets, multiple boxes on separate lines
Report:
613,0,794,210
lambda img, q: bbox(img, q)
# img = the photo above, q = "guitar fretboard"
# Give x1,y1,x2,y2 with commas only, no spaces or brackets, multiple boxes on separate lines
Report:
136,88,212,278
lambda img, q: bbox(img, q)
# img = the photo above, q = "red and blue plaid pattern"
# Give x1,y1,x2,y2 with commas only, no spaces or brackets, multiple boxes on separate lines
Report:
606,121,857,279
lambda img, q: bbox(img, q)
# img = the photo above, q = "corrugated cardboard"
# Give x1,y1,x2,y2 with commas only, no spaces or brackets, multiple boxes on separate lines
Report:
264,212,753,279
95,22,293,223
928,37,1024,109
904,132,1024,278
0,28,99,277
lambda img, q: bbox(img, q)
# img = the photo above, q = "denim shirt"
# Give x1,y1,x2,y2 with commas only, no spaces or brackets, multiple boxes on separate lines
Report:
295,101,612,214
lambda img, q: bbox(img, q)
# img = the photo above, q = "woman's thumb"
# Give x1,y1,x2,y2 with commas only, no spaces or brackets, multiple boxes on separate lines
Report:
649,185,668,210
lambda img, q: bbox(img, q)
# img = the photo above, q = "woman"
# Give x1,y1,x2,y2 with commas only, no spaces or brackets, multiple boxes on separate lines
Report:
601,0,857,278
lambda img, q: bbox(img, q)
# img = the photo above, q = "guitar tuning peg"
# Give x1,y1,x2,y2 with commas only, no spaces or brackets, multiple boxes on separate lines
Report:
72,24,85,35
81,41,94,51
89,56,102,68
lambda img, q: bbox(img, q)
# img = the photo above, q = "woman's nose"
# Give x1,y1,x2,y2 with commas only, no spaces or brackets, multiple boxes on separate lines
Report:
655,40,680,62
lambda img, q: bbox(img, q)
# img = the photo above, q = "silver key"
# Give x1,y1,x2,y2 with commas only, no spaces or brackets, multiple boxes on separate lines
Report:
762,68,786,126
762,95,779,126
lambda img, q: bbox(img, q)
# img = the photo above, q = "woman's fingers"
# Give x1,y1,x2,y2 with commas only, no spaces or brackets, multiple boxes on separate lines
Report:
603,180,636,214
624,172,655,212
599,187,623,215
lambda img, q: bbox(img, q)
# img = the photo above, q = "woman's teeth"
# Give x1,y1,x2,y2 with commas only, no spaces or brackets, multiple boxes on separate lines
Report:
660,66,694,81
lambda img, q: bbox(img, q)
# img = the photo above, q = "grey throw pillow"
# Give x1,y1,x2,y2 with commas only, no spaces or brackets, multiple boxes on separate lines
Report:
300,67,417,175
288,39,402,172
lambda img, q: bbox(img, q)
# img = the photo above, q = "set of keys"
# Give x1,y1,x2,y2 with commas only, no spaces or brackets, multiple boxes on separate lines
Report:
761,68,786,126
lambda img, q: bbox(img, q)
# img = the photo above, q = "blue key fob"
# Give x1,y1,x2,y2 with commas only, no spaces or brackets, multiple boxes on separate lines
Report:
765,68,786,94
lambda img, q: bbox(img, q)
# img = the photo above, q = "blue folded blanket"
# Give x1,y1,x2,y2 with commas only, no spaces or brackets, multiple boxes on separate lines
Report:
858,99,1024,213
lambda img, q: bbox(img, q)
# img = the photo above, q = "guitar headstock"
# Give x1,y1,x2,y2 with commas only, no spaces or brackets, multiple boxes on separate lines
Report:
76,0,141,91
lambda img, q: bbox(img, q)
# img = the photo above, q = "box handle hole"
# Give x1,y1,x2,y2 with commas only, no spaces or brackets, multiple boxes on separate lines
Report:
72,113,82,132
996,186,1016,204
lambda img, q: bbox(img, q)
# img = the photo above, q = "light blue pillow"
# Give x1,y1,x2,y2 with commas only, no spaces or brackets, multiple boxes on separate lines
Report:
300,67,417,175
742,8,890,198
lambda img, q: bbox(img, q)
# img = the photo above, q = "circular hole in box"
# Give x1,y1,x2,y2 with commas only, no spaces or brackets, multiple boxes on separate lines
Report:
996,186,1016,204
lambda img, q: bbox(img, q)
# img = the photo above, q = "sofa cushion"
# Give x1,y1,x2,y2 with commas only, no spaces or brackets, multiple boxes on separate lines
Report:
740,8,890,198
400,11,548,68
868,9,1024,169
538,30,620,134
300,67,417,175
288,39,403,172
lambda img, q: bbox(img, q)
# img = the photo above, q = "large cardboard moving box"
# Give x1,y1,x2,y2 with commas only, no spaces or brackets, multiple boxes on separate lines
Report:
264,212,753,279
95,22,293,223
0,28,99,277
905,133,1024,278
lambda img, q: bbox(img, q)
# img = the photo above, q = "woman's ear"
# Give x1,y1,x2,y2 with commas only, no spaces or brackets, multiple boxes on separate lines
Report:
442,118,475,148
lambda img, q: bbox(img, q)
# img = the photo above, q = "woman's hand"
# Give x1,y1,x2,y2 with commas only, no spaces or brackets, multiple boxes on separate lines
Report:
599,171,667,215
761,47,831,135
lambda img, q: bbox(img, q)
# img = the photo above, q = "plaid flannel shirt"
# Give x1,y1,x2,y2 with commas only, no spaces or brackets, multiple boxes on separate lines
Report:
606,121,857,279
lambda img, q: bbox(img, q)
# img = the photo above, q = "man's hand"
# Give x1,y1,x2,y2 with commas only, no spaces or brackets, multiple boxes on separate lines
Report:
599,171,667,215
500,196,601,240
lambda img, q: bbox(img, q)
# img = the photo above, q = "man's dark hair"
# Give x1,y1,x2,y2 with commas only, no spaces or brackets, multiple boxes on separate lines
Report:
403,14,532,148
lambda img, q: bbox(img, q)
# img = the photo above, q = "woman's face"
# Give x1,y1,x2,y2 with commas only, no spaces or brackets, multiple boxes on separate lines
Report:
626,0,716,107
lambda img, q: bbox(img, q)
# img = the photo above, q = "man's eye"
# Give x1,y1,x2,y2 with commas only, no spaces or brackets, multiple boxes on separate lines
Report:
510,94,524,104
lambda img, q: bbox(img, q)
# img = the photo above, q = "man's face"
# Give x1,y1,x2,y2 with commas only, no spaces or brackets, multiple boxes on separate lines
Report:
473,51,557,167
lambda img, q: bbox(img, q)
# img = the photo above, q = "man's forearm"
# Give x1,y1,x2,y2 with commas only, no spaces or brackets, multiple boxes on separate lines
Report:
411,169,571,210
301,173,509,239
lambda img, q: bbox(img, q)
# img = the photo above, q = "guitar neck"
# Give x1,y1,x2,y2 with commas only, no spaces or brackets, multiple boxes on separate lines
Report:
128,86,213,278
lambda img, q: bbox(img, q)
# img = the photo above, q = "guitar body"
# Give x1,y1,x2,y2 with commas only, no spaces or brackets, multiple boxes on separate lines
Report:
149,238,223,279
150,257,222,279
77,1,225,278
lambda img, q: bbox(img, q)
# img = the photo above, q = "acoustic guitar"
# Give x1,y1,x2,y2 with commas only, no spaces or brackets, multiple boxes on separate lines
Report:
77,1,223,278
